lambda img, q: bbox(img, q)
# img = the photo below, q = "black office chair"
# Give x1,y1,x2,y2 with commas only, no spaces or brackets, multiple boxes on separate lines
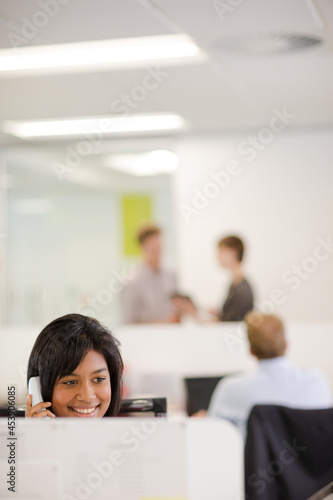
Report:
0,397,167,418
245,405,333,500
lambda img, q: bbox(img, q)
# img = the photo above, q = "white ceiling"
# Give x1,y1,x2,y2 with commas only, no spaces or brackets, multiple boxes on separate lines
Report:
0,0,332,147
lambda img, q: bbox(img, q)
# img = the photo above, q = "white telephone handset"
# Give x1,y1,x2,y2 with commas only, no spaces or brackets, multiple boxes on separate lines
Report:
28,376,51,419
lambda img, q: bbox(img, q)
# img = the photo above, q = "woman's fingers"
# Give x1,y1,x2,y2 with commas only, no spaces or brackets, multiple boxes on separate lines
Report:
31,408,56,419
25,394,32,412
25,399,51,415
25,396,55,418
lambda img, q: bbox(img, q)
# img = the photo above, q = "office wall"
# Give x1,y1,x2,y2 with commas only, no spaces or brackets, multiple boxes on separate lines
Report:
173,129,333,321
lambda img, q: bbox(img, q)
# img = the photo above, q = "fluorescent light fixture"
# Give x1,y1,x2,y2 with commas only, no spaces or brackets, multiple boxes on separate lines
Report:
0,34,205,77
104,150,179,176
2,113,186,139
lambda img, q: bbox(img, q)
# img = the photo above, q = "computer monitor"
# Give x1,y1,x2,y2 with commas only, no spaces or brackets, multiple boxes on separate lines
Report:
184,375,236,416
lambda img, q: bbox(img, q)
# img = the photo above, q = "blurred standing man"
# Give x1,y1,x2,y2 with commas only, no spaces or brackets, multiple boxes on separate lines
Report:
122,224,179,323
214,235,254,322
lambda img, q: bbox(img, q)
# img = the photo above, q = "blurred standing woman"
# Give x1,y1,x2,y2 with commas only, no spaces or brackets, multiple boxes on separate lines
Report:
214,235,254,322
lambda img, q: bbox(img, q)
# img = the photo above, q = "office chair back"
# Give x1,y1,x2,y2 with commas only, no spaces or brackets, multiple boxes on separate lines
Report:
308,482,333,500
245,405,333,500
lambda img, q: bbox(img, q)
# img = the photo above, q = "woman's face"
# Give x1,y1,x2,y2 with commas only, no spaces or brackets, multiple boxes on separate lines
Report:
51,350,112,418
218,246,238,268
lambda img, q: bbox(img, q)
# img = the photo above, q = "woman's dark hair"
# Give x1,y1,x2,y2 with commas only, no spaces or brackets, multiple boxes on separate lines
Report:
27,314,123,417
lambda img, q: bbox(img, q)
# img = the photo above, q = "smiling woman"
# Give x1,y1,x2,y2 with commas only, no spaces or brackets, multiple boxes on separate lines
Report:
25,314,123,418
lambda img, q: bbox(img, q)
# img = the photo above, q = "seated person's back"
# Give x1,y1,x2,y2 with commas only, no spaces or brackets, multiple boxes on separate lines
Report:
208,313,332,437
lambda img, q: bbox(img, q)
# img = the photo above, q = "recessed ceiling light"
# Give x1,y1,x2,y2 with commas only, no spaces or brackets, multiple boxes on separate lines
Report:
2,113,187,139
104,150,179,176
213,31,323,56
0,34,205,78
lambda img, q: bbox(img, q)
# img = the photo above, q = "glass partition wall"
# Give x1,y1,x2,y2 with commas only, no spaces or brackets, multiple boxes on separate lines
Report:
0,153,8,323
1,142,177,326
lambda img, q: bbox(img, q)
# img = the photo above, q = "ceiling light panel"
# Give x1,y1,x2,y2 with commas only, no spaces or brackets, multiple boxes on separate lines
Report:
0,34,206,78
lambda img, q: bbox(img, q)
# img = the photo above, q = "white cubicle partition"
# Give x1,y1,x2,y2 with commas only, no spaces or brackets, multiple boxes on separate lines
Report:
117,322,254,376
0,417,244,500
117,322,256,411
116,322,333,410
0,322,332,407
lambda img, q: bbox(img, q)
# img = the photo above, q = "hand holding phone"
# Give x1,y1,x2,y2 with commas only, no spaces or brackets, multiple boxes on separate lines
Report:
25,377,55,419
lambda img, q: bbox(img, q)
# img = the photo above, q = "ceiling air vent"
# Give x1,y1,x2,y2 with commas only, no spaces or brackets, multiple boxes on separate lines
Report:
213,31,323,56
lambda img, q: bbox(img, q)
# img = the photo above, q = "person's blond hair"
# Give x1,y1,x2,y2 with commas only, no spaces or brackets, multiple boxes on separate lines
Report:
245,312,286,359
